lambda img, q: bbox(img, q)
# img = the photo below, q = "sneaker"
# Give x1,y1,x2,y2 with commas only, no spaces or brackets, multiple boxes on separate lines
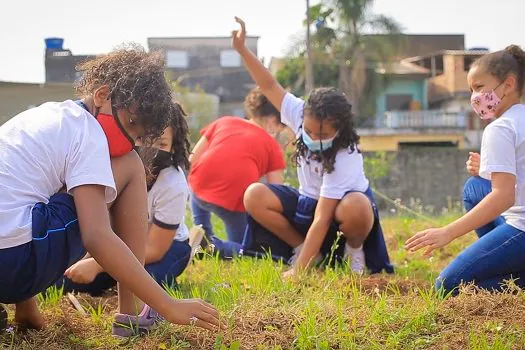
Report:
112,304,162,338
344,244,366,275
188,225,205,260
288,244,323,266
0,304,7,331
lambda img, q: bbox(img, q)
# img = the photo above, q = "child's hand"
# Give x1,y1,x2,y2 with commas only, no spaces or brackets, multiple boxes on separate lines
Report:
405,227,453,256
231,16,247,52
466,152,481,176
64,258,103,284
166,299,224,331
282,267,298,280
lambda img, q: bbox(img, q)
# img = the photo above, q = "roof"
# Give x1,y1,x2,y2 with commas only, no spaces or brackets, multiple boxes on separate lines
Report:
404,50,488,63
376,61,430,76
148,35,259,40
365,34,465,59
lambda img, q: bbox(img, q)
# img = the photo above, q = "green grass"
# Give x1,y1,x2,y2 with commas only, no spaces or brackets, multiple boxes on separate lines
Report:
2,213,525,349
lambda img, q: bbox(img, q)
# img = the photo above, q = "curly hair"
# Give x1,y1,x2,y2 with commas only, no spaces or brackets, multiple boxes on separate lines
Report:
244,87,281,119
170,102,191,171
294,87,360,173
75,44,172,142
472,45,525,97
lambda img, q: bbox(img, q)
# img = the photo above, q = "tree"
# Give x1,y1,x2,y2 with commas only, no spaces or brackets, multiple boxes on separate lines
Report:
277,0,402,124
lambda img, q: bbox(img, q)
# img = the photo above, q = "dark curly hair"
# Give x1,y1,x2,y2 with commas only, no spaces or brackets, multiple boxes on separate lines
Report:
170,102,191,171
472,45,525,97
294,87,360,173
75,44,172,142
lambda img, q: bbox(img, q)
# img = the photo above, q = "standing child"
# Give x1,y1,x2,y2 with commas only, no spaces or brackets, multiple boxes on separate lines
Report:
406,45,525,295
0,47,220,335
231,18,393,276
59,103,195,294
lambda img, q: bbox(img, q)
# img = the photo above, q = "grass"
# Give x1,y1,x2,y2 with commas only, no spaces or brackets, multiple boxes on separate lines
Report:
2,213,525,349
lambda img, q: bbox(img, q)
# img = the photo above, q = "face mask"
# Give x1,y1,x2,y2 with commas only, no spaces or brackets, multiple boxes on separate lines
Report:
301,129,337,152
470,82,504,120
136,146,173,190
94,105,135,157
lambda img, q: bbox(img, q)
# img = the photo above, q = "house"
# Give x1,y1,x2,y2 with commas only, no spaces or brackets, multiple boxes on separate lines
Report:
148,36,259,117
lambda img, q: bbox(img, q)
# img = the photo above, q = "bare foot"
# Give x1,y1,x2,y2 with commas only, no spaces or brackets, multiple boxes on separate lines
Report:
14,298,45,330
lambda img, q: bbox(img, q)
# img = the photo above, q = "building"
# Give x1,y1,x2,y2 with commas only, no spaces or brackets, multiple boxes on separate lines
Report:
44,38,95,83
148,36,259,117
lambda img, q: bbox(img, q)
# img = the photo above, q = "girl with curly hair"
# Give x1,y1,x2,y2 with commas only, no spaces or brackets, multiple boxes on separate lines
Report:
231,18,393,278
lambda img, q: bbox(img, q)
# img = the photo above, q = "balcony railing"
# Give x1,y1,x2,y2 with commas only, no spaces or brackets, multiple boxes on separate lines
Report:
378,110,468,129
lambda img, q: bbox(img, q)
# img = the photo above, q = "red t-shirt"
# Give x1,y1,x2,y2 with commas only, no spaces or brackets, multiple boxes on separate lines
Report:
189,117,286,212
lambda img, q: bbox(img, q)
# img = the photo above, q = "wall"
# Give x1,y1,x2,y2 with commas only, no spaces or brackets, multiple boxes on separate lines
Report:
0,82,75,123
376,78,427,116
358,128,465,151
369,148,472,212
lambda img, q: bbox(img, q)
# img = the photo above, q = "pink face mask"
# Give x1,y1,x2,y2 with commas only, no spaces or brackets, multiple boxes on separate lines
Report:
470,83,503,120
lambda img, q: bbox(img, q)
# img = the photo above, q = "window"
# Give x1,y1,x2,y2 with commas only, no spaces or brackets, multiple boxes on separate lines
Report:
166,50,189,68
220,50,241,67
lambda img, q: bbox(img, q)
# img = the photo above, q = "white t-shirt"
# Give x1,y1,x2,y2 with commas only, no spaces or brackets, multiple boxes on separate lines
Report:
148,166,189,241
0,100,117,249
280,93,369,200
479,103,525,231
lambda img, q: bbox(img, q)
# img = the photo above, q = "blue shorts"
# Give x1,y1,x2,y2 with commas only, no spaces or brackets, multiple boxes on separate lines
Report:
245,184,394,274
0,193,85,304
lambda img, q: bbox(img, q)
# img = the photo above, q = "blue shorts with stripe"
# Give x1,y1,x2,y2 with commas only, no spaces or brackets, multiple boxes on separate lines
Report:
0,193,85,304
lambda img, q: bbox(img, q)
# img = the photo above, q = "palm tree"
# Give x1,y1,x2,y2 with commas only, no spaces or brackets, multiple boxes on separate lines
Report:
277,0,402,124
326,0,402,119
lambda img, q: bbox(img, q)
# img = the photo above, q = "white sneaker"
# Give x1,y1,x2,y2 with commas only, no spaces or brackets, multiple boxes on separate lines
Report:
188,226,205,260
344,244,365,275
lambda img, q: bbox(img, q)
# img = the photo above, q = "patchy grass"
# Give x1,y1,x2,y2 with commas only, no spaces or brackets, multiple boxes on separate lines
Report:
2,214,525,349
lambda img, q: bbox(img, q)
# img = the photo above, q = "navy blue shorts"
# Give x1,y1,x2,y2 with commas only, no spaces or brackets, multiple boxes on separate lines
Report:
246,184,394,274
0,193,85,304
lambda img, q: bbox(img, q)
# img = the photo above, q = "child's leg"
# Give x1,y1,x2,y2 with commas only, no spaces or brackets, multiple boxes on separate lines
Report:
191,196,214,242
145,240,191,287
463,176,506,238
335,192,375,248
14,298,44,330
244,183,303,248
108,152,149,315
206,206,247,244
436,223,525,295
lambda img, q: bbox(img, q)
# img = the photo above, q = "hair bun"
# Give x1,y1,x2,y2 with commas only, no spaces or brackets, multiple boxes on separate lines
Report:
505,45,525,69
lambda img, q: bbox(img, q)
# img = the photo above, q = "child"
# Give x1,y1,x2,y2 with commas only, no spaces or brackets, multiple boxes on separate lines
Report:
406,45,525,295
0,46,220,335
59,103,194,294
189,87,286,245
231,18,393,276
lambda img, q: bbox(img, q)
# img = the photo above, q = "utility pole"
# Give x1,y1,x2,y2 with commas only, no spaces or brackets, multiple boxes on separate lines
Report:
305,0,314,93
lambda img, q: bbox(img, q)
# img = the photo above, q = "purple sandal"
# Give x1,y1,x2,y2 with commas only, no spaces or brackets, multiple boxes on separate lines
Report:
112,304,163,338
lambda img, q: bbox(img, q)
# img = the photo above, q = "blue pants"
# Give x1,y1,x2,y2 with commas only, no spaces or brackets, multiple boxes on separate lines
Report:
236,184,394,273
60,240,191,296
437,176,525,294
462,176,506,238
0,194,85,304
191,194,247,244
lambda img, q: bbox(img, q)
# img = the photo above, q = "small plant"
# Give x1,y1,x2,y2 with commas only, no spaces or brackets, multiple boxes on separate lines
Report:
37,285,64,307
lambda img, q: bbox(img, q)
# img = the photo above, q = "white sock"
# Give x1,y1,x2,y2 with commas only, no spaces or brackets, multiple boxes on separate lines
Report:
293,243,304,255
344,243,363,257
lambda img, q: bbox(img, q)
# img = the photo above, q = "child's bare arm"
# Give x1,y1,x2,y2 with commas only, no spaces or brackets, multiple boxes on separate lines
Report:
72,184,221,330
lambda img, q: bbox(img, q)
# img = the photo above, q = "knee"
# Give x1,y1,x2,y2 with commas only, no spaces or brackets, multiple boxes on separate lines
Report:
336,193,374,232
244,183,271,214
463,176,490,210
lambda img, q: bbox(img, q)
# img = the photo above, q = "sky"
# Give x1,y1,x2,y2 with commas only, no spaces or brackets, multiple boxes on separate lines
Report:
1,0,524,83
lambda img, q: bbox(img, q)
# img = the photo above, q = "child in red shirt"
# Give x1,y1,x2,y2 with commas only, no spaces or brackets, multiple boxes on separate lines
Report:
189,88,286,245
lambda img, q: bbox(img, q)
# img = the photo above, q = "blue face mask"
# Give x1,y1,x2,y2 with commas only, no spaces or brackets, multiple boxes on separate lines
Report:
301,129,337,152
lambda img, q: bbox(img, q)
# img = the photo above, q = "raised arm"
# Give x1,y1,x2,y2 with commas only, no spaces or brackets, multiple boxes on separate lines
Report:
232,17,287,112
